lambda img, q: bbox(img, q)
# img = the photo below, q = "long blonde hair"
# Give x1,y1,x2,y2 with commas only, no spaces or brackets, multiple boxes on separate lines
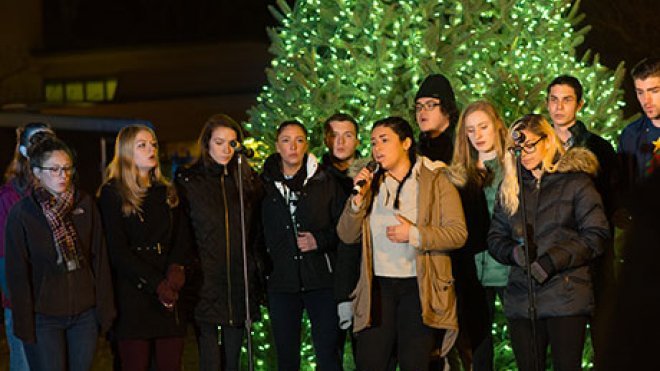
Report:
500,114,564,215
450,100,508,187
102,125,176,216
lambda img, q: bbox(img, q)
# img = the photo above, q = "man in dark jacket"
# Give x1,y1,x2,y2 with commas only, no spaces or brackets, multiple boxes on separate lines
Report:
546,75,620,367
321,113,362,369
414,73,459,163
414,75,488,370
619,57,660,189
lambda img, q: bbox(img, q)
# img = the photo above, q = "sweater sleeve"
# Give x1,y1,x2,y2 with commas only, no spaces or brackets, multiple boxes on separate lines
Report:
337,192,369,245
4,206,36,343
97,185,164,294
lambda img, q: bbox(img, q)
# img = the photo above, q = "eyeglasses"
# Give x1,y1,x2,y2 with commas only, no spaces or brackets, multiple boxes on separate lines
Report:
414,102,441,112
521,136,546,154
39,165,75,176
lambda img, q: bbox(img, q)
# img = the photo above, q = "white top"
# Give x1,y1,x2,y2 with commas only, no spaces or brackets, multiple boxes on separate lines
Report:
369,171,419,277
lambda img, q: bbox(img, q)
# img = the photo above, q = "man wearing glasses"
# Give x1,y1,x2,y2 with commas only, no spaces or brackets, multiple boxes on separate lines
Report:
414,74,459,164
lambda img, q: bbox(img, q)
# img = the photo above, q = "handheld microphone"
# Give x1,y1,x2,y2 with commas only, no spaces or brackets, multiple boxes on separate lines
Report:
351,161,380,195
229,140,255,158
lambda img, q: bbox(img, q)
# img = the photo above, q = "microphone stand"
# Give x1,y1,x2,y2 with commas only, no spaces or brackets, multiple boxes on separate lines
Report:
512,145,540,371
237,154,255,371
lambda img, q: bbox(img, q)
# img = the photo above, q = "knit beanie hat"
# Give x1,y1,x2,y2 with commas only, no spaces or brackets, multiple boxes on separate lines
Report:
414,74,456,105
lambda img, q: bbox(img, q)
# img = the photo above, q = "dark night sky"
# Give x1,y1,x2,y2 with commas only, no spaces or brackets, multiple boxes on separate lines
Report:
39,0,657,116
577,0,659,117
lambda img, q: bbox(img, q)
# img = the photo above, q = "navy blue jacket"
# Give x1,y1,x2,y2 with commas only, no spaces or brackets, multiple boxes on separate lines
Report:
618,116,659,189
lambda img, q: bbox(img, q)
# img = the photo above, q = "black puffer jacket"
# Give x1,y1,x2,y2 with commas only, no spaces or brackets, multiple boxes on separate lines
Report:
488,148,610,319
261,154,344,293
176,159,265,326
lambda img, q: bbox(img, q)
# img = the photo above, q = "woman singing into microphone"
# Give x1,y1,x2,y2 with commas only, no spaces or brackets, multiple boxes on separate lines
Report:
175,114,264,371
488,114,609,370
337,116,467,371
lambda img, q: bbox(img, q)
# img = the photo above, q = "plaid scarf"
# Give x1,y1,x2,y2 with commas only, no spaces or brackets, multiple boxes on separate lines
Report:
34,186,82,272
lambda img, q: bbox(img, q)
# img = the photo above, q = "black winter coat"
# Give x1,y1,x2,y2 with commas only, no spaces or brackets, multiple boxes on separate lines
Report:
448,180,490,349
322,154,362,303
175,160,265,326
569,121,621,219
98,181,189,339
261,154,345,293
488,148,610,319
5,190,115,343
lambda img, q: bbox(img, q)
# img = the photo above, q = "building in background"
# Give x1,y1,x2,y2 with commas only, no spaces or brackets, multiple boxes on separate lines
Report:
0,0,286,164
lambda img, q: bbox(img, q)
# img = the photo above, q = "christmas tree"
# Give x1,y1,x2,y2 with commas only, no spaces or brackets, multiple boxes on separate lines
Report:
245,0,626,369
246,0,626,155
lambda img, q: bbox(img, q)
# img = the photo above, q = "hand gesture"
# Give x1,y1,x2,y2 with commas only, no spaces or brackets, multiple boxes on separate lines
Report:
386,214,412,243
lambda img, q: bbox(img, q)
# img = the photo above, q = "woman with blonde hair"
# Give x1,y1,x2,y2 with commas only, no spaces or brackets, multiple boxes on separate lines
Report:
446,101,509,370
488,114,609,370
98,125,189,371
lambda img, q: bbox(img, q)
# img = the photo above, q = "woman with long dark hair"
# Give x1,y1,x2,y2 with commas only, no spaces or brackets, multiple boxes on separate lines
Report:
261,120,345,371
175,114,264,371
337,116,467,370
5,136,115,371
98,125,189,371
488,114,609,370
1,123,55,371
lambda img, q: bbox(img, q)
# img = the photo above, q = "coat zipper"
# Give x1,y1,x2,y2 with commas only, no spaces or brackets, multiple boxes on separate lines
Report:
324,253,333,273
221,171,234,325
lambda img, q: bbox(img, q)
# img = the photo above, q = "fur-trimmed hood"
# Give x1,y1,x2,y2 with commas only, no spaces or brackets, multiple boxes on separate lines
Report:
555,147,599,176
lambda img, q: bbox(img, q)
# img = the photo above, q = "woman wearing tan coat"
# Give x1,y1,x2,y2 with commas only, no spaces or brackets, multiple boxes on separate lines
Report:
337,117,467,371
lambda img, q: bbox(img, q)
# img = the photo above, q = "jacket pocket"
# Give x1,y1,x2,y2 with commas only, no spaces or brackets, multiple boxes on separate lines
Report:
429,275,453,313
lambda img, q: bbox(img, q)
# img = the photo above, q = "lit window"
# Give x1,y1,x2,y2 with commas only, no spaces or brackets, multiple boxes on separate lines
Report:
44,78,118,103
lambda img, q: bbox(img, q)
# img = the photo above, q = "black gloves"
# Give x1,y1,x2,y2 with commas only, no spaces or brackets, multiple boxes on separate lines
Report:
530,255,556,284
512,243,556,285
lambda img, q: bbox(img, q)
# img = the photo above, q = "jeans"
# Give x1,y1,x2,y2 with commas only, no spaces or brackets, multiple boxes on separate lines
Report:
268,288,341,371
23,308,98,371
4,308,30,371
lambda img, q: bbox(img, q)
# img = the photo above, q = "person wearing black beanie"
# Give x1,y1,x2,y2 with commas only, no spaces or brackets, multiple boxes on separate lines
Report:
414,74,459,164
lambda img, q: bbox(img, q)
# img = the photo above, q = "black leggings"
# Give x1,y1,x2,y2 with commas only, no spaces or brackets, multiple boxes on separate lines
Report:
355,277,444,371
508,315,588,371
